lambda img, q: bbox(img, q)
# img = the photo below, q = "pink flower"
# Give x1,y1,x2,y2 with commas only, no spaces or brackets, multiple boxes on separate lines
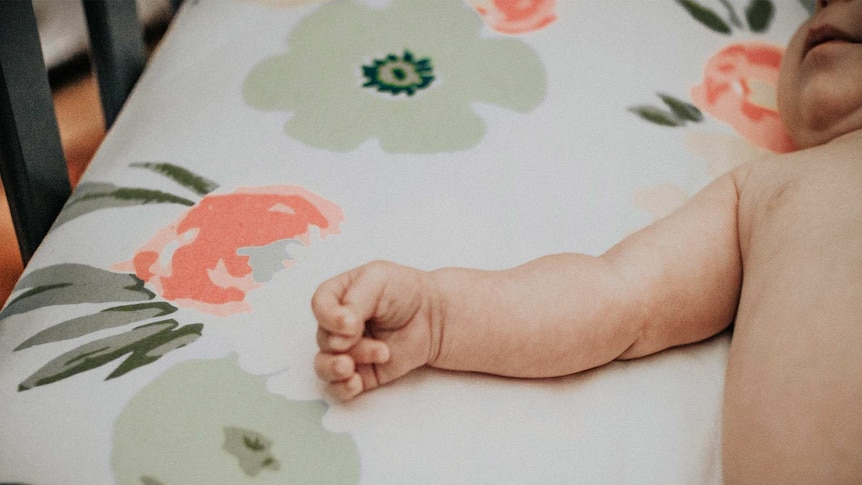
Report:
115,186,344,316
691,42,796,153
467,0,556,35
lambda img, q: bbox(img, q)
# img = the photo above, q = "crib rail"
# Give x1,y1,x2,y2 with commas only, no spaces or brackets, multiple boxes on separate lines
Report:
0,0,145,264
0,0,71,264
83,0,147,128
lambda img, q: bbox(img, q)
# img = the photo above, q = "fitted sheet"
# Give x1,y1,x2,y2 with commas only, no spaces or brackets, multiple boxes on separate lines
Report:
0,1,811,483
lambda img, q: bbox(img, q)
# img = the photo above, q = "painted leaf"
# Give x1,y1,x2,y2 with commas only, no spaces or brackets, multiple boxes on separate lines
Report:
71,186,196,206
18,320,203,391
658,93,703,122
54,182,195,227
108,322,203,379
717,0,743,28
628,106,683,127
675,0,732,34
14,302,178,351
798,0,815,14
745,0,774,33
131,162,219,196
1,264,155,319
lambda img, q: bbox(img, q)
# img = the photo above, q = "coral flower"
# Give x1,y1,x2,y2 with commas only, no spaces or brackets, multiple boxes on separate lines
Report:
467,0,557,34
691,42,796,153
115,186,344,316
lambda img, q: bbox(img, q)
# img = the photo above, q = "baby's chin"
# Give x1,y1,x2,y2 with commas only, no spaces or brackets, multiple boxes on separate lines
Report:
778,56,862,148
781,97,862,150
787,115,862,149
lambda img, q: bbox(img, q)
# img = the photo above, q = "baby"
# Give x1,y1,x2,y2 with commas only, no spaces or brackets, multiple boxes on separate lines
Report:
313,1,862,482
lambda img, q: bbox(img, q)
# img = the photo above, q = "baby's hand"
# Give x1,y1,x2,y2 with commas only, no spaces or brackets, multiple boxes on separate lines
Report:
312,261,441,400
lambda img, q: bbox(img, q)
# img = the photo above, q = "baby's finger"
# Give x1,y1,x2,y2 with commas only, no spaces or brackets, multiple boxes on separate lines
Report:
314,353,355,382
348,338,390,365
327,373,364,401
316,327,360,353
337,262,396,326
312,274,364,337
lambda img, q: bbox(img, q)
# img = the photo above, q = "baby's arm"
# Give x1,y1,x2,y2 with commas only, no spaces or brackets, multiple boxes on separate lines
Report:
314,170,745,399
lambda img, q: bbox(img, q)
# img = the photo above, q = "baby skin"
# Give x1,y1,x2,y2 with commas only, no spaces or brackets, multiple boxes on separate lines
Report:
313,1,862,482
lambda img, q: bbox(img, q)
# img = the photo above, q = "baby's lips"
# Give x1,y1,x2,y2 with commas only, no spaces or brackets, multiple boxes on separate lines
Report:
804,24,862,59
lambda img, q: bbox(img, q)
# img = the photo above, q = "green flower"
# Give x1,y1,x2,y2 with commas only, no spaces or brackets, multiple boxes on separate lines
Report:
112,356,360,483
243,0,546,153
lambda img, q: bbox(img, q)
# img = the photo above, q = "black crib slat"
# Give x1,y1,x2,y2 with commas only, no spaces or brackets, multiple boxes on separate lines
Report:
82,0,146,128
0,0,72,264
0,0,147,264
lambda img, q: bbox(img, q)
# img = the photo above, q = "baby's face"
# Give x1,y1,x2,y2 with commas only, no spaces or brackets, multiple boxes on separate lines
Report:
778,0,862,148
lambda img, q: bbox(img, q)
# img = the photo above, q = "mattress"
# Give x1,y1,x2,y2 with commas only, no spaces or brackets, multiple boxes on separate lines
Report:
0,1,811,483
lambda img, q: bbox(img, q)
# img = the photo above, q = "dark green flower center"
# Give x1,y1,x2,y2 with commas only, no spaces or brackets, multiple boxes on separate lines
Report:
362,50,434,96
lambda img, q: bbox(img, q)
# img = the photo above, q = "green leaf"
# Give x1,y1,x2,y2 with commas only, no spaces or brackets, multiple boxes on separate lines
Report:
15,302,178,351
70,187,196,207
718,0,744,28
745,0,774,33
675,0,732,34
18,320,203,391
108,322,203,379
1,264,155,319
658,93,704,123
54,182,195,227
131,162,219,196
798,0,815,14
628,106,684,127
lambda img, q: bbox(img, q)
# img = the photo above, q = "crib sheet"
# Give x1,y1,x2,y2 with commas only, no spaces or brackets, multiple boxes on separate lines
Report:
0,1,811,483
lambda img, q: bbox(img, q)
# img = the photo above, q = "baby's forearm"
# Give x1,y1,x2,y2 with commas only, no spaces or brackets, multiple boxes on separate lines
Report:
426,172,743,378
427,253,646,378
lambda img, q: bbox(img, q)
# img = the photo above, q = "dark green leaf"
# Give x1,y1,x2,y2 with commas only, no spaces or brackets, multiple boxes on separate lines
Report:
798,0,815,14
15,302,178,350
54,182,195,227
71,187,196,207
675,0,732,34
1,264,155,319
131,162,219,196
108,322,203,379
658,93,704,122
18,320,203,391
628,106,684,127
718,0,744,28
746,0,774,32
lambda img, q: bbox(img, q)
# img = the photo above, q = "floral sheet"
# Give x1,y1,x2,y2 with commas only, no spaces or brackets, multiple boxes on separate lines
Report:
0,1,812,483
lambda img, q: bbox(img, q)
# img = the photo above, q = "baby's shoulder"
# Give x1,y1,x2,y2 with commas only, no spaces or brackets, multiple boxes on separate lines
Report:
734,141,862,228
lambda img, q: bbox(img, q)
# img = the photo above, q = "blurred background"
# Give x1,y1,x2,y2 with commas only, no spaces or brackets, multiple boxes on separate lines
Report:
0,0,173,302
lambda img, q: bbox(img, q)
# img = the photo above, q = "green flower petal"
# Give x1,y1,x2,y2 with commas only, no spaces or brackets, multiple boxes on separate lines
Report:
243,0,546,153
375,100,488,153
455,38,547,113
